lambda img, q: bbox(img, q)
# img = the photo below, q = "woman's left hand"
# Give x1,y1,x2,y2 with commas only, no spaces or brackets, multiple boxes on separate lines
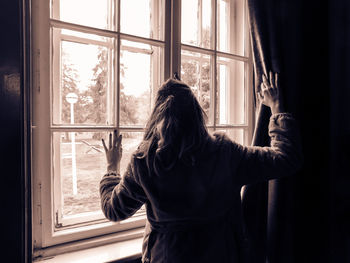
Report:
102,130,122,172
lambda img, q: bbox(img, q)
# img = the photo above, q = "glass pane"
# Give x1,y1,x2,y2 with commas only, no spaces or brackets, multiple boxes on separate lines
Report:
182,0,212,49
120,0,165,40
217,0,246,56
52,0,113,30
120,40,163,126
53,131,143,223
215,128,244,145
52,30,115,125
119,132,144,174
181,50,213,125
216,57,245,125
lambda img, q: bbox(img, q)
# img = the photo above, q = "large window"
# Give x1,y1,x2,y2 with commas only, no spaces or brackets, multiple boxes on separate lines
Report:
32,0,252,250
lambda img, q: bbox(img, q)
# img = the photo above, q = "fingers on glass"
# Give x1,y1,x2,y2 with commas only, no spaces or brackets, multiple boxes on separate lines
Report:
109,133,112,149
102,130,122,151
113,130,118,147
102,139,108,152
117,134,122,145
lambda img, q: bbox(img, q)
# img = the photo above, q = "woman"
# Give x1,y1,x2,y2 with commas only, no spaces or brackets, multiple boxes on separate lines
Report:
100,72,302,263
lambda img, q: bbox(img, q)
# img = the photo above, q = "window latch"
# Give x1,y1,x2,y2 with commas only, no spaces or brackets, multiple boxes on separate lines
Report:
173,72,180,80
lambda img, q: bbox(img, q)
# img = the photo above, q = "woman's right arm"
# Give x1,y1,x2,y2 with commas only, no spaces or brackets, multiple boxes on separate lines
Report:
234,72,303,186
234,113,303,186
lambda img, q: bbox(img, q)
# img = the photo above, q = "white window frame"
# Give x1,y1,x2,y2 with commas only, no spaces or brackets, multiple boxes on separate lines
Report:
31,0,253,253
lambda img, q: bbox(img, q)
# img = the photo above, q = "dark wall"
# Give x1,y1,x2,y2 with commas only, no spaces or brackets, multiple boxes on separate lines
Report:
269,0,350,262
293,0,331,262
0,0,25,262
294,0,350,262
329,0,350,262
0,0,349,262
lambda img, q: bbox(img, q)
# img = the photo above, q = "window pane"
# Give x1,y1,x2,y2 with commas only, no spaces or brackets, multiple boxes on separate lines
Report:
53,131,143,226
52,0,113,30
216,128,245,145
181,50,213,125
52,30,115,125
120,40,163,127
181,0,212,49
216,57,245,125
217,0,246,56
120,0,165,40
119,132,144,174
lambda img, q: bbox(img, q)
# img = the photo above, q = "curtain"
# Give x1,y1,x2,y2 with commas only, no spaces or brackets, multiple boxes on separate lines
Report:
242,0,296,262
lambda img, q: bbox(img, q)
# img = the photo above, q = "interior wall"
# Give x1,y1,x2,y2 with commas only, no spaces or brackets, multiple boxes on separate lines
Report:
293,0,331,261
0,0,25,262
329,0,350,262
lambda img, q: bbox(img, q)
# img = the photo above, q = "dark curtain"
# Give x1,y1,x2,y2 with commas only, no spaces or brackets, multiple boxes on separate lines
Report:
242,0,300,262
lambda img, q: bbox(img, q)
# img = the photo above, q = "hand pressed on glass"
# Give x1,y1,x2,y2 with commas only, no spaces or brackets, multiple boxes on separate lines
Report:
102,130,123,172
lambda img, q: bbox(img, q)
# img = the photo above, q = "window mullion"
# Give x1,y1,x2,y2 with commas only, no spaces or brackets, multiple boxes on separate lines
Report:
199,0,203,47
115,0,121,133
171,0,181,77
164,0,172,79
212,0,218,130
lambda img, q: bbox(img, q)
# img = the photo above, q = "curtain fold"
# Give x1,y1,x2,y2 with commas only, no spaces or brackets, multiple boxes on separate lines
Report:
242,0,288,262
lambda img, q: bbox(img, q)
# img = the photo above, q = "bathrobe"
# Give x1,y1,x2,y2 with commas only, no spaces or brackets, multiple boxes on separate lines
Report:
100,113,303,263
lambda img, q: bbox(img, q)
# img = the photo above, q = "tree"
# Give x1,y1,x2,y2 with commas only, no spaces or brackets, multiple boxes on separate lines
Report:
61,50,86,124
82,47,108,125
119,63,138,125
82,47,140,130
181,27,211,118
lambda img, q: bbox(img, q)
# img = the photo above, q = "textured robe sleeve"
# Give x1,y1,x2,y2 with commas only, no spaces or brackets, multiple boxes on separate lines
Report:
233,113,303,186
99,160,147,221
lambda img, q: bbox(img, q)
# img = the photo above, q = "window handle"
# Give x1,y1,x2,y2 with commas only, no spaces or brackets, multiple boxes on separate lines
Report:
173,72,180,80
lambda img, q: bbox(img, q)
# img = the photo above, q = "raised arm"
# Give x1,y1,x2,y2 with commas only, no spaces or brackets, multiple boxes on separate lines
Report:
100,130,147,221
234,72,303,186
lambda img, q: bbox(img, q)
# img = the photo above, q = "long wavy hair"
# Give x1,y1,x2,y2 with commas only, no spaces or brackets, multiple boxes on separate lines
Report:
135,78,209,176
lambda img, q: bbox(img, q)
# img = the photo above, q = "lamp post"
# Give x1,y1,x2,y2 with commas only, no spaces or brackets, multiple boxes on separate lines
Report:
66,93,78,195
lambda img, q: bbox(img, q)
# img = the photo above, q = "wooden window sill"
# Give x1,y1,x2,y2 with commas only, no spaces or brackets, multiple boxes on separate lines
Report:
33,228,144,263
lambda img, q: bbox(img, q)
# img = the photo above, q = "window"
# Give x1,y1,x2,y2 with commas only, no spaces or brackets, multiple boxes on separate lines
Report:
180,0,251,145
32,0,252,250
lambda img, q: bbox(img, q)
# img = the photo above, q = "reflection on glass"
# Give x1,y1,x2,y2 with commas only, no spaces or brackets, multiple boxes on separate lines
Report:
52,0,113,30
216,129,244,145
216,57,245,125
181,0,212,48
53,131,143,219
120,0,164,40
53,37,114,125
181,50,213,125
120,40,163,126
217,0,245,56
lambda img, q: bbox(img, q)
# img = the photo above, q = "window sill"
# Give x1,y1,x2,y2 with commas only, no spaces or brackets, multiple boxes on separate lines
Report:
33,227,144,263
